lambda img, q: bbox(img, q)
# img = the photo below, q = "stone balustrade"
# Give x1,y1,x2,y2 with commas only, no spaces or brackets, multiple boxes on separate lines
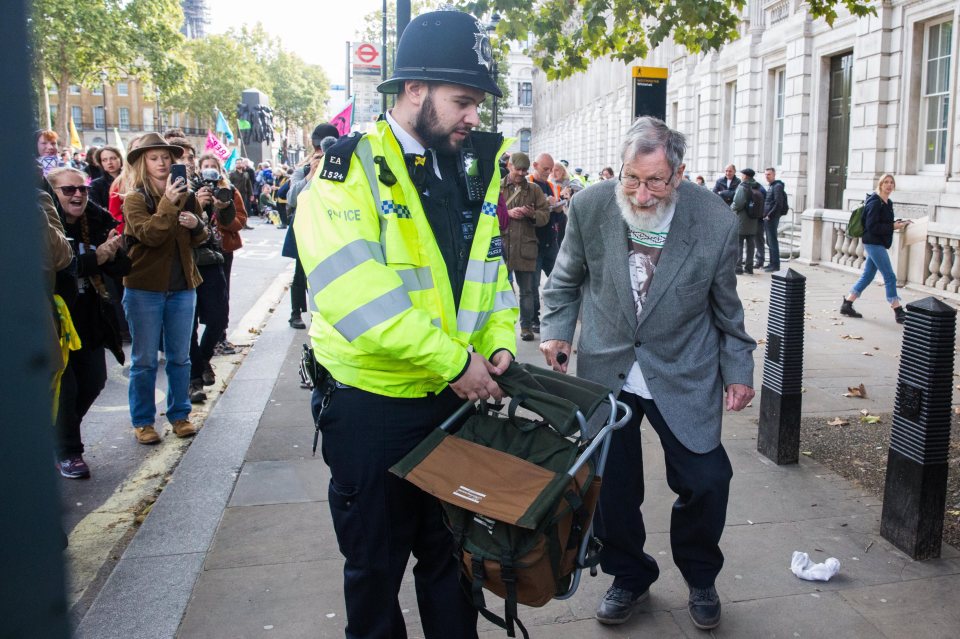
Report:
798,208,960,299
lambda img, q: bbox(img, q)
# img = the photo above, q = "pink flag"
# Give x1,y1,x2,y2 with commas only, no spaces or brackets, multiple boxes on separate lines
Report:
205,131,231,161
331,100,354,136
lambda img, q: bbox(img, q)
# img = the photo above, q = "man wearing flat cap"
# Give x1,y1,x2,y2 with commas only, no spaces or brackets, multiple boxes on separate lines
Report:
501,151,549,341
293,8,518,638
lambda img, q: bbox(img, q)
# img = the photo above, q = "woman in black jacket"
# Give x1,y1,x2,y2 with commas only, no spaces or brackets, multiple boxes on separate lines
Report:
48,167,131,478
840,174,912,324
88,145,124,208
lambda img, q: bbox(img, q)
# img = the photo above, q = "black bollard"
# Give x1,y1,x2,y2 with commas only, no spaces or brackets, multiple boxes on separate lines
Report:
880,297,956,560
757,268,806,464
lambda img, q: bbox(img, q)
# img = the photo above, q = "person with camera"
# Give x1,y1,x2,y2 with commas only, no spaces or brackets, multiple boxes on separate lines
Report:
47,167,130,478
199,155,247,356
120,133,209,444
184,153,240,402
293,9,517,637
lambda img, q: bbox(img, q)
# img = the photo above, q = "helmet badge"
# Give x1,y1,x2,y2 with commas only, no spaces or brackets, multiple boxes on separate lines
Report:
473,28,493,72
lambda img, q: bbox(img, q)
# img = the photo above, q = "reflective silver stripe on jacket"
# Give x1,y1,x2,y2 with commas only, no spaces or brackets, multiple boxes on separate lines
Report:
334,286,413,342
456,309,491,335
463,258,501,286
306,239,385,294
396,266,434,292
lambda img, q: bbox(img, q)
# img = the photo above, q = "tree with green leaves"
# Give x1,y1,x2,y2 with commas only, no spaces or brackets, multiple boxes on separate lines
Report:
29,0,189,140
459,0,875,80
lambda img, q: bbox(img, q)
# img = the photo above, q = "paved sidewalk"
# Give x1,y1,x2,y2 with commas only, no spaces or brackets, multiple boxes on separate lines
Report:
75,263,960,638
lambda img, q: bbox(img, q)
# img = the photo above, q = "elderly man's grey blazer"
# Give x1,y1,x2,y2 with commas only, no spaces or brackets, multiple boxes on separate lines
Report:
541,179,756,453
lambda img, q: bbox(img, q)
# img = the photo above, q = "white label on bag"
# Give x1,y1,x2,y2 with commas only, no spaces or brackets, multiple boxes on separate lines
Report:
453,485,486,504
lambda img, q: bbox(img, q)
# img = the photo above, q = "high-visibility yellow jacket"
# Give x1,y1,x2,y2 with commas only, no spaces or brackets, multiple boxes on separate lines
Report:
293,121,518,398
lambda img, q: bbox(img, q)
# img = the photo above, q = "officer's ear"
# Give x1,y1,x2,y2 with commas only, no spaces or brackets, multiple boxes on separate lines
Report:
404,80,430,108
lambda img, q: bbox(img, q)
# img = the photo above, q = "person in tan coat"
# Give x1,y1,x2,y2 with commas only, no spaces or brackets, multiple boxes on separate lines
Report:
501,152,549,340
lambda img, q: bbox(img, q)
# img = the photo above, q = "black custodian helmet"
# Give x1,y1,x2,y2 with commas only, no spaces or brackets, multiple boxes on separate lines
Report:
377,9,502,98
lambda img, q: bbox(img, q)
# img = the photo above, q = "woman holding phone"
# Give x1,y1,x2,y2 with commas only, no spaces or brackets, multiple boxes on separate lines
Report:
120,133,211,444
840,173,911,324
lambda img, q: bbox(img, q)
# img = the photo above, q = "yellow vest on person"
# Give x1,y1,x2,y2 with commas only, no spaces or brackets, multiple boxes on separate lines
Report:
293,121,518,398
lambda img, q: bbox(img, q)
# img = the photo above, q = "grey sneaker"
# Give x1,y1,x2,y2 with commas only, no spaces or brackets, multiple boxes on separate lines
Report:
596,585,649,625
688,585,721,630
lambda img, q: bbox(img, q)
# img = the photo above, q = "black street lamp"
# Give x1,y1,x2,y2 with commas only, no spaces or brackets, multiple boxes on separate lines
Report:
486,14,501,133
99,70,108,139
155,87,162,131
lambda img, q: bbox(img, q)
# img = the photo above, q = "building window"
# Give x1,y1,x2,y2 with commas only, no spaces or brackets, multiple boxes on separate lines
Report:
117,82,129,96
48,84,58,94
69,84,81,95
92,86,102,96
143,108,154,131
773,68,786,167
721,80,737,162
94,106,105,130
922,20,952,167
172,112,181,127
519,128,531,153
118,107,130,131
518,82,532,107
49,105,58,126
71,106,83,129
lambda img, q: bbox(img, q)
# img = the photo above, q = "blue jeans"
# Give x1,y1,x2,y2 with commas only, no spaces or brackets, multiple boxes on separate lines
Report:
765,216,781,269
123,288,197,427
851,243,899,303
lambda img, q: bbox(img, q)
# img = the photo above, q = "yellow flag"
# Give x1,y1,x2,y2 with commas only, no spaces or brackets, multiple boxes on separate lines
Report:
69,116,82,150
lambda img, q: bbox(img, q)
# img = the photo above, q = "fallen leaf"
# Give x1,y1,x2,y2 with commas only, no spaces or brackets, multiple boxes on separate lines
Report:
841,334,864,340
827,417,849,426
860,409,870,416
954,406,960,415
860,414,881,424
843,383,868,398
757,338,767,345
862,352,873,356
949,510,960,516
801,451,812,456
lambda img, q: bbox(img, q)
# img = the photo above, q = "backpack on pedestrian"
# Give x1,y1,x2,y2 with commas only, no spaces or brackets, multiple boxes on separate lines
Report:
775,183,789,217
391,363,629,639
847,202,865,238
746,185,765,220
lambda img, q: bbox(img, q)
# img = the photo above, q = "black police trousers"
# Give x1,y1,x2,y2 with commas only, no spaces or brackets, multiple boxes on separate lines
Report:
594,391,733,594
312,384,478,639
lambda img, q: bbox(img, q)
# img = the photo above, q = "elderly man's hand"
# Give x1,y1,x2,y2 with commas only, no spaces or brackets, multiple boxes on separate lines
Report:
540,339,571,373
725,383,754,411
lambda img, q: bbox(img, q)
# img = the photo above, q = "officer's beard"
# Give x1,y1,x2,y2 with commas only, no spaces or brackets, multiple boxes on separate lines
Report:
414,92,470,155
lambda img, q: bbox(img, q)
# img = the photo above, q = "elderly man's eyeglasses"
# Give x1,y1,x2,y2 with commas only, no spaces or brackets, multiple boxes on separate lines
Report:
58,185,89,196
618,166,674,193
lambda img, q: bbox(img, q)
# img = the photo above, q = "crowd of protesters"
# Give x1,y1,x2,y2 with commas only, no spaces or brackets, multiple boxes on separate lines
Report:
33,127,282,478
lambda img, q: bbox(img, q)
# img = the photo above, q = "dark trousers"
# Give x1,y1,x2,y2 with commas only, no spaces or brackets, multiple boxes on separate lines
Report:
513,270,538,329
594,392,732,593
312,386,478,639
765,216,781,269
533,242,559,325
56,345,107,458
190,263,229,380
277,202,288,227
220,251,234,343
291,257,307,315
737,235,755,271
754,221,766,266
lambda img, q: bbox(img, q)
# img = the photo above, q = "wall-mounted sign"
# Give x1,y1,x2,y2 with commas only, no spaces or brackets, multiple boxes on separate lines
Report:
632,66,668,122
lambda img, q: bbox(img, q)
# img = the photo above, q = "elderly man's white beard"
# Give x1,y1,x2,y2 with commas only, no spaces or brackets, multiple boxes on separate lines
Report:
615,185,676,230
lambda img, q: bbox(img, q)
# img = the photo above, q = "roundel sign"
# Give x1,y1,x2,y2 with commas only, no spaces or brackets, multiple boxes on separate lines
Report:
356,43,379,64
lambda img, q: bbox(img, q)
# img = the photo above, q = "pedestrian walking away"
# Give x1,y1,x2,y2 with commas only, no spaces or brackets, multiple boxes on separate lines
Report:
539,116,756,631
839,173,911,324
292,8,518,638
762,167,789,271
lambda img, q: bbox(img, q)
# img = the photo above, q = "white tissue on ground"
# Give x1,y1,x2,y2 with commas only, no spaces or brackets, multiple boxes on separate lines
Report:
791,551,840,581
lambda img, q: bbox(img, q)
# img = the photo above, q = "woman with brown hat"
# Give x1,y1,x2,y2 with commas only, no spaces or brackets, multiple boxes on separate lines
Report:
119,132,211,444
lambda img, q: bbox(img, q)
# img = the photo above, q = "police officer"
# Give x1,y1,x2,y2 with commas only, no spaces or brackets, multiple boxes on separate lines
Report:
293,9,518,638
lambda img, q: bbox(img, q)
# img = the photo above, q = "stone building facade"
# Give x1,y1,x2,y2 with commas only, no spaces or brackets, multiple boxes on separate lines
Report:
531,0,959,293
498,40,535,154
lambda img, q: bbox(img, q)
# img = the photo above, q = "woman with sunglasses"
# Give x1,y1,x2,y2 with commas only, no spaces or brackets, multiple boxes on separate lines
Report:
120,133,210,444
47,167,130,478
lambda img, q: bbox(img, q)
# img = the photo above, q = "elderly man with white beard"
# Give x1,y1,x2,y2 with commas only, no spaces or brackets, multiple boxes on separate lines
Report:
539,117,756,631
